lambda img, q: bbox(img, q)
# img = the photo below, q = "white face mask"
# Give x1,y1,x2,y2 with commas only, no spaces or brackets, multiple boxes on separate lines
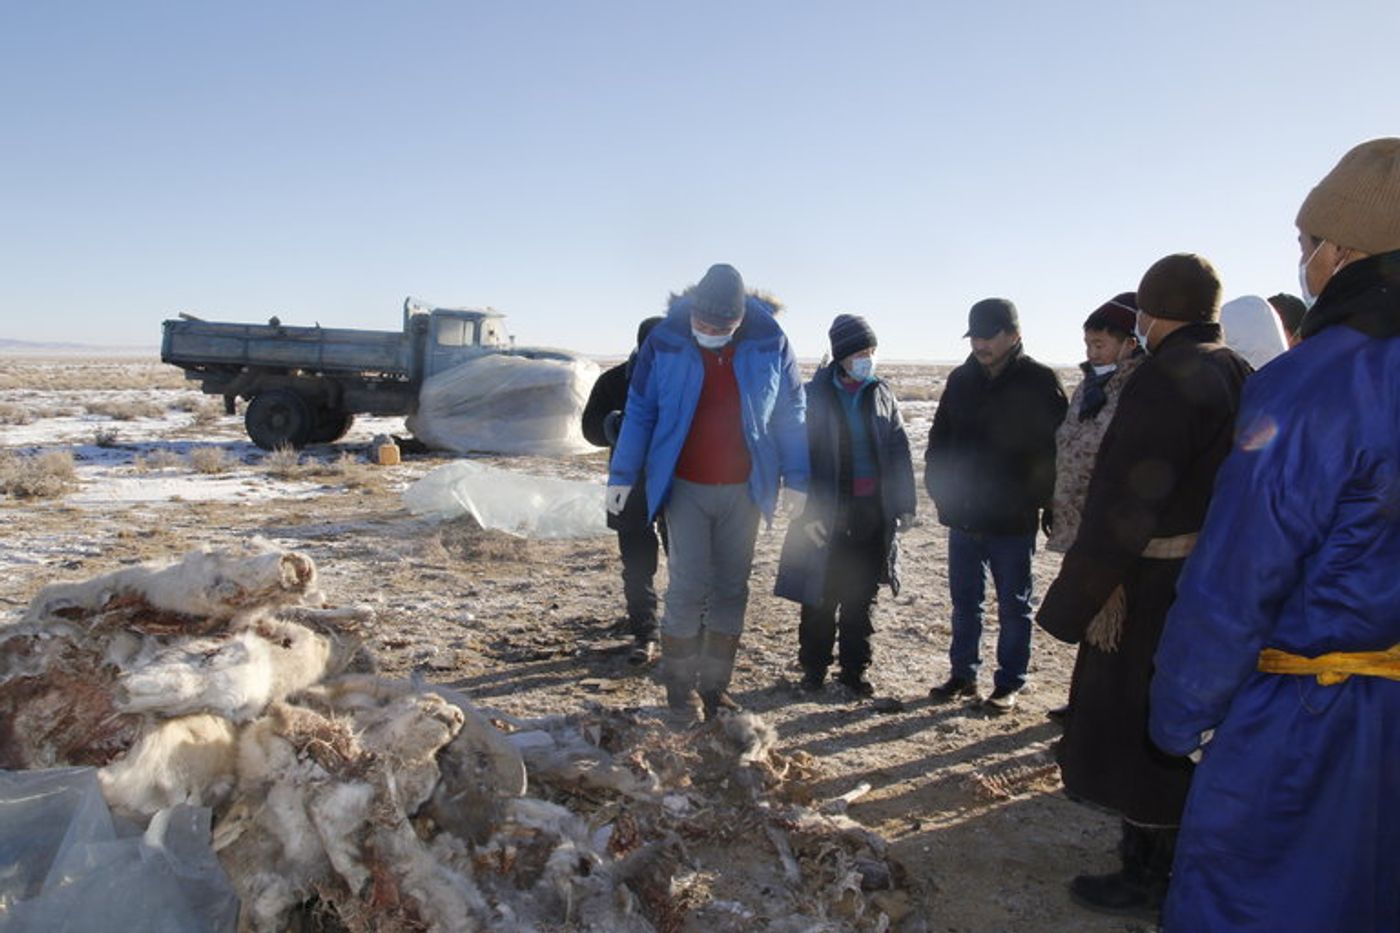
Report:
845,356,875,381
1134,315,1156,353
1298,239,1327,309
692,328,732,349
1090,363,1117,377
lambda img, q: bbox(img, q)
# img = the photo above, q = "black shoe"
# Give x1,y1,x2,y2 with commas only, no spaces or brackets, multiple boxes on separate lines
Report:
928,675,977,702
984,685,1020,713
837,671,874,697
1046,703,1069,723
800,669,826,692
1068,870,1164,921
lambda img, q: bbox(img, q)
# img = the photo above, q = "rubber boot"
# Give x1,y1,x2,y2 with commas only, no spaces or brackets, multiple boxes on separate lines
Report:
1068,820,1170,922
697,630,742,719
659,633,702,725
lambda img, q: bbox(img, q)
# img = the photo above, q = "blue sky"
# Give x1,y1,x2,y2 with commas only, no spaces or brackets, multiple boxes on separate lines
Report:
2,1,1395,363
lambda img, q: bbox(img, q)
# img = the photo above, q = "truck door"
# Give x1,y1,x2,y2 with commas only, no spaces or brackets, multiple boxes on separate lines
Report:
428,314,478,377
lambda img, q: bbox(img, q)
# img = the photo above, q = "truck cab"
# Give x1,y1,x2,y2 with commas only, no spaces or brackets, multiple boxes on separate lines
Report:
403,299,511,381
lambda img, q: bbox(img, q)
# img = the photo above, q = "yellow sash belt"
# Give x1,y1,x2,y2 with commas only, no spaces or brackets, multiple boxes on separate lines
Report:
1257,643,1400,685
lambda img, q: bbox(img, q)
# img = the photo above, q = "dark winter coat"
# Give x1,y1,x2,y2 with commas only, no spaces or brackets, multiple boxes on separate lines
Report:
1037,321,1251,825
582,355,648,532
1151,252,1400,932
924,346,1067,535
775,365,917,606
581,357,631,450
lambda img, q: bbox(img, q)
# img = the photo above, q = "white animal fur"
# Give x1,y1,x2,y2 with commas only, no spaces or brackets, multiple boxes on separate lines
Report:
118,618,336,721
97,713,238,818
24,545,318,625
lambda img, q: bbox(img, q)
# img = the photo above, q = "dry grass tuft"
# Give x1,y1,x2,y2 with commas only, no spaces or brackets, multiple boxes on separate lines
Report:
135,448,185,472
0,402,34,425
189,446,231,474
85,398,168,421
263,445,304,478
0,450,77,498
92,426,122,448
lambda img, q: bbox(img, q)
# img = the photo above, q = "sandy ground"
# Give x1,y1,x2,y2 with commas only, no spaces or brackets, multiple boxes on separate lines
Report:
0,357,1150,932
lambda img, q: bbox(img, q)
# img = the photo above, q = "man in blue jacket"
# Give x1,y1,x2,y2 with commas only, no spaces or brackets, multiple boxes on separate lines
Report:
1150,138,1400,931
608,264,809,723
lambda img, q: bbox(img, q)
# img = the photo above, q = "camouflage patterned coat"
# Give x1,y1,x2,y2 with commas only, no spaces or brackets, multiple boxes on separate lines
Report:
1046,353,1144,553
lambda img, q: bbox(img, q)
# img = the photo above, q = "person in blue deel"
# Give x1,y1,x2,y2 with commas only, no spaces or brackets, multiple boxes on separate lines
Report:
1149,137,1400,931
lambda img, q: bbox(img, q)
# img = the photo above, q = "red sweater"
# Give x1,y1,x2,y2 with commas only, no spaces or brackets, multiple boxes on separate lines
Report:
676,344,751,484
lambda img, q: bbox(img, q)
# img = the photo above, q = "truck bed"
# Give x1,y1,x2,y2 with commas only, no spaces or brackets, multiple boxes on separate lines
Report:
162,319,413,376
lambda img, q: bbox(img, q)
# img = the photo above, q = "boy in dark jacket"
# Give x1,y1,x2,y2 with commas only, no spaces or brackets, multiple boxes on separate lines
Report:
775,315,916,695
581,316,665,664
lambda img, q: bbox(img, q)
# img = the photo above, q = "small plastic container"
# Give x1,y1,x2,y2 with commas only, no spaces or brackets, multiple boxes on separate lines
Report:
375,441,401,466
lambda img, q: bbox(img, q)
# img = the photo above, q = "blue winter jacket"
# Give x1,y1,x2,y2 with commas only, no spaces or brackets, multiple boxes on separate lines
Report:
609,294,808,522
1149,252,1400,932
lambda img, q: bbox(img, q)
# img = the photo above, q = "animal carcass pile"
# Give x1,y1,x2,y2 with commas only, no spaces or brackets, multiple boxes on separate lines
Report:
0,545,914,932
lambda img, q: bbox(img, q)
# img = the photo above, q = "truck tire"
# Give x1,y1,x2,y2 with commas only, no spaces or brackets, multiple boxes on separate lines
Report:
246,390,313,450
309,409,355,444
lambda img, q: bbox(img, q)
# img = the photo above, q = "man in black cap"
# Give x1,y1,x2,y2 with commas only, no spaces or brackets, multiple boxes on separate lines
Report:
582,316,666,665
925,298,1067,712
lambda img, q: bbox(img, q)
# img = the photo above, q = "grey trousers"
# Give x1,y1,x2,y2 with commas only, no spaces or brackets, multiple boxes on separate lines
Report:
661,479,762,638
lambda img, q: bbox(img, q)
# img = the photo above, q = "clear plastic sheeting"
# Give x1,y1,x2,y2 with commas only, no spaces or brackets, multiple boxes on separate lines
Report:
0,768,238,933
406,351,599,456
403,460,610,539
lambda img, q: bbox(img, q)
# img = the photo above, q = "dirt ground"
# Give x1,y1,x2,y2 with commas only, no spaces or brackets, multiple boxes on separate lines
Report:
0,356,1151,932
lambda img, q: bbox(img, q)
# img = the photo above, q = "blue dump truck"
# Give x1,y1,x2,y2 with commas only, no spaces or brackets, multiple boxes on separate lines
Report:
162,297,568,449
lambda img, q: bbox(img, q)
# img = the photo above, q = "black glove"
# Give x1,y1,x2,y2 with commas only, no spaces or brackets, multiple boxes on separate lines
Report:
603,410,624,445
1040,508,1054,537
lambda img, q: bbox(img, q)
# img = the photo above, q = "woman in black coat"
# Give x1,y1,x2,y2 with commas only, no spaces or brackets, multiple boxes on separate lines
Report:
775,315,916,695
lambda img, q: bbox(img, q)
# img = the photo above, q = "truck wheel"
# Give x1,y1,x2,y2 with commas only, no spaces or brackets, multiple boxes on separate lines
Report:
246,390,313,450
309,409,355,444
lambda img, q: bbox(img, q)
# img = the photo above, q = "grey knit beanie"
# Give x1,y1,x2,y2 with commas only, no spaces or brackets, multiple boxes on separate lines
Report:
690,264,746,327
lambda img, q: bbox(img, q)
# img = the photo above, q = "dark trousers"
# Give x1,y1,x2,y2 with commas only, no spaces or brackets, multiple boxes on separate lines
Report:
613,479,665,638
799,496,885,676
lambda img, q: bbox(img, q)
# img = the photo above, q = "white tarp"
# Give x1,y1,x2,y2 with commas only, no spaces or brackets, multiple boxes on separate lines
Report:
402,460,610,538
406,352,598,457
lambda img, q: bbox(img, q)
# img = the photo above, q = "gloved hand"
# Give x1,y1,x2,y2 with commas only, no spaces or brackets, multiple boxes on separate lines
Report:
803,520,829,548
1040,508,1054,537
895,513,917,533
606,484,632,516
602,410,624,445
779,487,806,517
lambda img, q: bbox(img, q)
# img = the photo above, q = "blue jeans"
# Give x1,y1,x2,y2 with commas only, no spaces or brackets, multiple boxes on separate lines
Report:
947,527,1036,692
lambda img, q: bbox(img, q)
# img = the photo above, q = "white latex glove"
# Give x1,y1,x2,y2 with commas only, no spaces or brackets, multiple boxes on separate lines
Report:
780,487,806,517
803,520,829,548
606,484,632,516
895,513,917,533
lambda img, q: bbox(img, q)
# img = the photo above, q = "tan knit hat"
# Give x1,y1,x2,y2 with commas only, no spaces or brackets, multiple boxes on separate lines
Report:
1137,253,1221,322
1296,138,1400,254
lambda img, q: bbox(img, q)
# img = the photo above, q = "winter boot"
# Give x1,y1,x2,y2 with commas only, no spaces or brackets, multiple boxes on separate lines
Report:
697,630,742,719
659,633,703,725
1068,820,1169,922
629,616,660,666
